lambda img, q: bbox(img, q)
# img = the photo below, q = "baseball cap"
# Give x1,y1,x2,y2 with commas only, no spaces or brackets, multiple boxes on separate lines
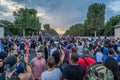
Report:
67,44,71,49
4,56,17,72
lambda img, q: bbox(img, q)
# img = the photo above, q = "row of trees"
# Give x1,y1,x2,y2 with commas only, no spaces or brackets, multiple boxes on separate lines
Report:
43,24,58,35
1,8,58,36
64,3,120,36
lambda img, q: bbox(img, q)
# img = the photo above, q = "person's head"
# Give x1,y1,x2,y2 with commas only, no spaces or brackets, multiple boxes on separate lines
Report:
104,44,108,48
108,48,114,55
104,57,120,80
52,50,60,65
4,55,17,72
47,56,55,68
36,50,43,59
13,52,21,63
9,48,15,55
70,53,79,64
96,48,101,52
78,41,82,46
71,47,77,53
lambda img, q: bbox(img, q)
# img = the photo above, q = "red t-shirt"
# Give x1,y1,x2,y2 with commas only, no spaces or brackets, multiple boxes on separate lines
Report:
77,57,96,77
77,57,96,70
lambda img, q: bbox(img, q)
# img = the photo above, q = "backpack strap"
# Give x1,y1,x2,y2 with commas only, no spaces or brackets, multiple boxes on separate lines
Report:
82,57,89,66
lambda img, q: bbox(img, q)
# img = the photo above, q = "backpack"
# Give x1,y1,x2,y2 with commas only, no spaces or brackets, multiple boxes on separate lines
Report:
0,72,20,80
87,64,114,80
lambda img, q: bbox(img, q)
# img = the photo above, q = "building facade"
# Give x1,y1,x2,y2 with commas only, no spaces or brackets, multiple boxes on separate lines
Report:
114,22,120,38
0,21,4,38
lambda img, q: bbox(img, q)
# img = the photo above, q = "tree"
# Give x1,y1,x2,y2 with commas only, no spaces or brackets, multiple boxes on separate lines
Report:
44,24,50,31
1,20,17,35
104,15,120,36
13,8,41,36
43,24,58,35
85,3,105,36
64,23,84,36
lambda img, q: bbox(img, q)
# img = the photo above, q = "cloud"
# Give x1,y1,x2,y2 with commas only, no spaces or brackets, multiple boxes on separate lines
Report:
0,0,25,21
0,0,119,34
108,0,120,13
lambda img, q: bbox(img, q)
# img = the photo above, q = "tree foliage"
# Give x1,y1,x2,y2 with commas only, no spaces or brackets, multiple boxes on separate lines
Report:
44,24,58,35
64,24,84,36
104,15,120,36
44,24,50,31
1,20,17,35
13,8,41,35
85,3,105,34
64,3,105,36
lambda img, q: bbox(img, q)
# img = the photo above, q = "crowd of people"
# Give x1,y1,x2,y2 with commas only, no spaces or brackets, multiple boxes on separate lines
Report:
0,35,120,80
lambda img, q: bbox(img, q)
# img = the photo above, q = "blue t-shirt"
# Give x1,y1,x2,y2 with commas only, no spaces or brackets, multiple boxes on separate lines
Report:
117,55,120,62
16,63,24,74
41,68,62,80
103,47,109,55
102,55,108,64
19,42,25,50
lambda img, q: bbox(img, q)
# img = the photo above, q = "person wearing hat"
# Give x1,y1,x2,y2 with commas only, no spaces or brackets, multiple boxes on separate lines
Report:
0,55,32,80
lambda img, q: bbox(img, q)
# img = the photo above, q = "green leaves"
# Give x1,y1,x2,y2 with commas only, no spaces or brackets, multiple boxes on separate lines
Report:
13,8,41,35
43,24,58,35
86,3,105,32
64,23,84,36
64,3,105,36
104,15,120,36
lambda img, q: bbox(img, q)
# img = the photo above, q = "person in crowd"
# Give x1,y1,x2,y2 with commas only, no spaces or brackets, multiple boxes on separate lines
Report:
77,51,96,78
52,45,65,68
19,40,25,55
63,53,85,80
76,39,83,56
50,43,58,55
41,56,62,80
0,55,32,80
112,40,118,53
52,47,65,74
13,42,18,54
24,41,30,56
63,44,71,64
104,57,120,80
44,41,49,61
108,48,118,60
13,54,24,74
30,50,46,80
95,48,103,64
0,54,4,73
103,44,109,55
8,48,16,56
117,55,120,71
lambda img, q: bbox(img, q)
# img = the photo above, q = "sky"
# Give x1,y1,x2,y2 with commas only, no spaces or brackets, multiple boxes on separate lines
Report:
0,0,120,34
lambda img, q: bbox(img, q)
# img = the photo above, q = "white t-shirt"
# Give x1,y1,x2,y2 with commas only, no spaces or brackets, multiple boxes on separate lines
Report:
95,52,103,63
77,45,83,56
